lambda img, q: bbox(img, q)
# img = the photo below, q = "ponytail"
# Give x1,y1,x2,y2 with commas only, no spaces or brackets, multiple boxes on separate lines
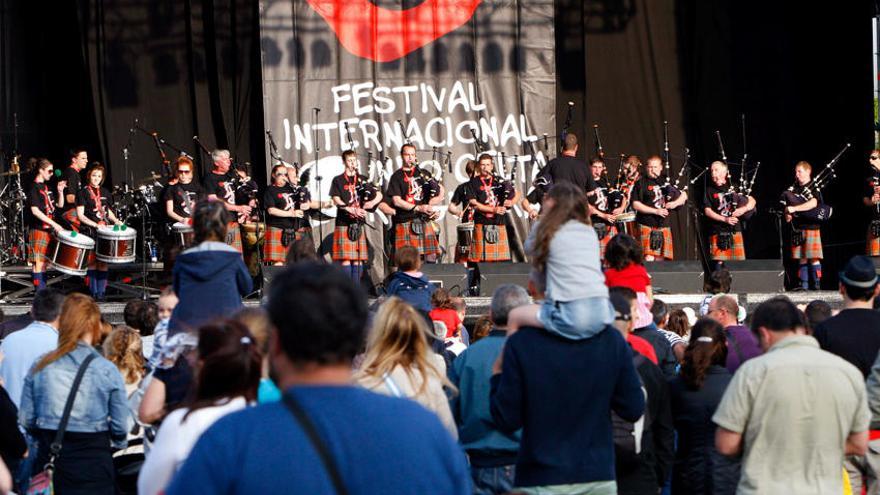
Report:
680,318,727,390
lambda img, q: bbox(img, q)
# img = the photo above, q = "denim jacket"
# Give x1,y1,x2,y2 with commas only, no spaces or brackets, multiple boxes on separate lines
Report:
19,342,131,448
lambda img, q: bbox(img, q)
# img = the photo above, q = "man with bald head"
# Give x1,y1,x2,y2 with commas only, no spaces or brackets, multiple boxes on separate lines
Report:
707,294,761,373
703,161,756,268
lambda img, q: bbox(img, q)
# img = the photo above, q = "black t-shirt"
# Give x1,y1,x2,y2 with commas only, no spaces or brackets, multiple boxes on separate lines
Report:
589,177,614,225
450,181,473,207
814,308,880,378
27,182,56,230
703,182,739,234
330,173,366,227
165,181,205,220
385,167,434,224
76,185,114,224
545,155,596,193
866,172,880,220
203,172,237,205
59,166,82,212
264,184,309,230
633,176,668,228
783,183,823,230
469,175,506,226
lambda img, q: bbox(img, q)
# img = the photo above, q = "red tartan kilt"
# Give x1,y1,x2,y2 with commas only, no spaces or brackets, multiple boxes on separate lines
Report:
225,222,243,253
28,229,51,264
710,231,746,261
597,224,617,260
394,221,441,257
469,223,511,262
790,228,822,260
263,227,287,263
331,225,368,262
638,225,674,260
868,225,880,256
62,209,81,231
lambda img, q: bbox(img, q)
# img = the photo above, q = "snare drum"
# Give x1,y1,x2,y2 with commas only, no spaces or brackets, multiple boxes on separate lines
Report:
172,222,195,249
457,222,474,254
48,230,95,276
95,226,137,263
614,212,639,237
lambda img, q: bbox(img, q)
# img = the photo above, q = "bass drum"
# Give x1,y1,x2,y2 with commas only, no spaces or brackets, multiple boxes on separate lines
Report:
613,211,639,238
48,230,95,276
95,226,137,264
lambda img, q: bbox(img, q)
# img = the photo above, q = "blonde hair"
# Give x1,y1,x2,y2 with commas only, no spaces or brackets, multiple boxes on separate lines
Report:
355,297,456,396
103,325,145,385
34,294,102,372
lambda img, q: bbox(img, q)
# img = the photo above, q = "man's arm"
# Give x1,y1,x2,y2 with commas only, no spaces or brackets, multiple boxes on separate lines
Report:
489,338,524,432
611,341,645,422
715,427,743,457
846,430,868,456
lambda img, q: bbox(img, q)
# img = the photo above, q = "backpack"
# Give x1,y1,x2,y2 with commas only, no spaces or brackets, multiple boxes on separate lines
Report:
612,353,649,469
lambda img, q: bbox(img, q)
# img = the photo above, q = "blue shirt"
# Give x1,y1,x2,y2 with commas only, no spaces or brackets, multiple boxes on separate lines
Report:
449,329,520,465
167,385,471,495
0,321,58,409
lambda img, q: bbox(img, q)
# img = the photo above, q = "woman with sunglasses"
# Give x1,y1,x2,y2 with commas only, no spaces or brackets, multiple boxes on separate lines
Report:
864,150,880,255
263,164,312,265
26,158,67,290
165,156,205,225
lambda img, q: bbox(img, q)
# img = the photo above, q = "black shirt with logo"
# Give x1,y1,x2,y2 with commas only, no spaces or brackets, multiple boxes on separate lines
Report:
330,174,367,227
59,166,82,212
866,171,880,220
165,181,205,220
703,182,739,234
76,185,114,224
264,184,309,230
784,183,823,230
203,172,237,205
27,182,56,230
469,175,507,226
385,167,432,224
633,176,668,228
589,177,615,226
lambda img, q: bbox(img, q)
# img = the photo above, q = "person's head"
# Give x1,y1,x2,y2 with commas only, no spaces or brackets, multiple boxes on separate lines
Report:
624,155,642,175
395,245,421,272
838,255,880,303
651,299,669,327
431,288,454,310
710,161,728,187
285,238,319,265
358,297,455,394
211,149,231,173
478,153,494,177
645,155,663,179
267,263,368,371
157,287,179,321
532,182,591,273
795,161,812,185
175,156,195,184
102,325,144,385
871,150,880,171
681,318,728,390
707,294,739,327
123,300,145,330
750,296,803,351
804,300,832,330
590,157,605,179
140,302,159,337
271,164,288,187
703,266,732,294
609,287,637,336
184,319,262,419
562,133,578,153
667,309,691,338
471,315,493,343
35,294,103,372
489,284,530,328
605,233,643,271
233,307,273,357
192,200,229,244
86,164,105,188
451,297,467,320
69,148,88,169
527,268,546,300
464,159,477,178
30,288,65,324
400,144,417,168
342,150,358,174
35,158,54,182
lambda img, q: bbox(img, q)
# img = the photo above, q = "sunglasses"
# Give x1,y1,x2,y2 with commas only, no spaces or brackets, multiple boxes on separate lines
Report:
871,156,879,160
178,169,192,174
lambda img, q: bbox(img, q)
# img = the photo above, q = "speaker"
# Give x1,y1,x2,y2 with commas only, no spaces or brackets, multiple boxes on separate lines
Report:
725,260,785,293
477,262,531,296
261,265,286,293
420,263,469,295
647,261,705,294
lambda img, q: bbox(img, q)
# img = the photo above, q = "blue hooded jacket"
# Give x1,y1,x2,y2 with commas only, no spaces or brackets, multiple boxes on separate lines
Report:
385,271,435,314
169,241,252,335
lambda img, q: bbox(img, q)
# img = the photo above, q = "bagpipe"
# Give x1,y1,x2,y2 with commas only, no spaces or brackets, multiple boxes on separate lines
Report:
660,121,687,203
778,143,850,223
715,129,757,222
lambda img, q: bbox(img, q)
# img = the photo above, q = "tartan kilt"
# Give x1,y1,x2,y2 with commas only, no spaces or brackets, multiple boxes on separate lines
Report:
638,224,674,260
28,229,51,264
790,228,822,260
61,208,81,231
394,221,441,257
331,224,368,262
710,231,746,261
868,225,880,256
597,223,618,261
469,223,511,262
225,222,243,253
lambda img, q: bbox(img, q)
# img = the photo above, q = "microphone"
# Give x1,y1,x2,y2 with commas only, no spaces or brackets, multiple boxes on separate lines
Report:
542,133,548,152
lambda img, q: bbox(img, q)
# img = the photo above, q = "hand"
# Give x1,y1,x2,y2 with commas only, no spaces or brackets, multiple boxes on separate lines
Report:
726,216,739,225
239,205,252,216
495,206,507,215
785,206,795,214
528,208,538,220
784,213,793,223
872,193,880,204
53,225,65,234
292,210,304,218
602,212,615,222
655,208,669,218
56,180,67,192
97,221,107,228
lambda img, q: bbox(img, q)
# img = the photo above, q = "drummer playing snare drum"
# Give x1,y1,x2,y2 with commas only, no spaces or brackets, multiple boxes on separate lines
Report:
27,158,67,291
76,164,124,300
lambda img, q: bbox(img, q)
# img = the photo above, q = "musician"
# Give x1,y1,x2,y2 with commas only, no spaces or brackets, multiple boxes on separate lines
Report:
520,165,552,220
632,155,688,261
165,156,205,225
386,143,444,262
587,157,625,259
783,161,823,290
263,164,312,266
58,148,88,230
448,159,478,262
203,149,249,253
703,161,755,267
544,133,596,193
27,159,66,290
467,153,518,263
864,150,880,255
76,164,124,300
329,150,383,283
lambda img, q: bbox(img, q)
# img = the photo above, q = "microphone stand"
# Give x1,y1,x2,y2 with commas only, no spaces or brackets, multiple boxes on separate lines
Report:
123,119,136,189
312,108,323,253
